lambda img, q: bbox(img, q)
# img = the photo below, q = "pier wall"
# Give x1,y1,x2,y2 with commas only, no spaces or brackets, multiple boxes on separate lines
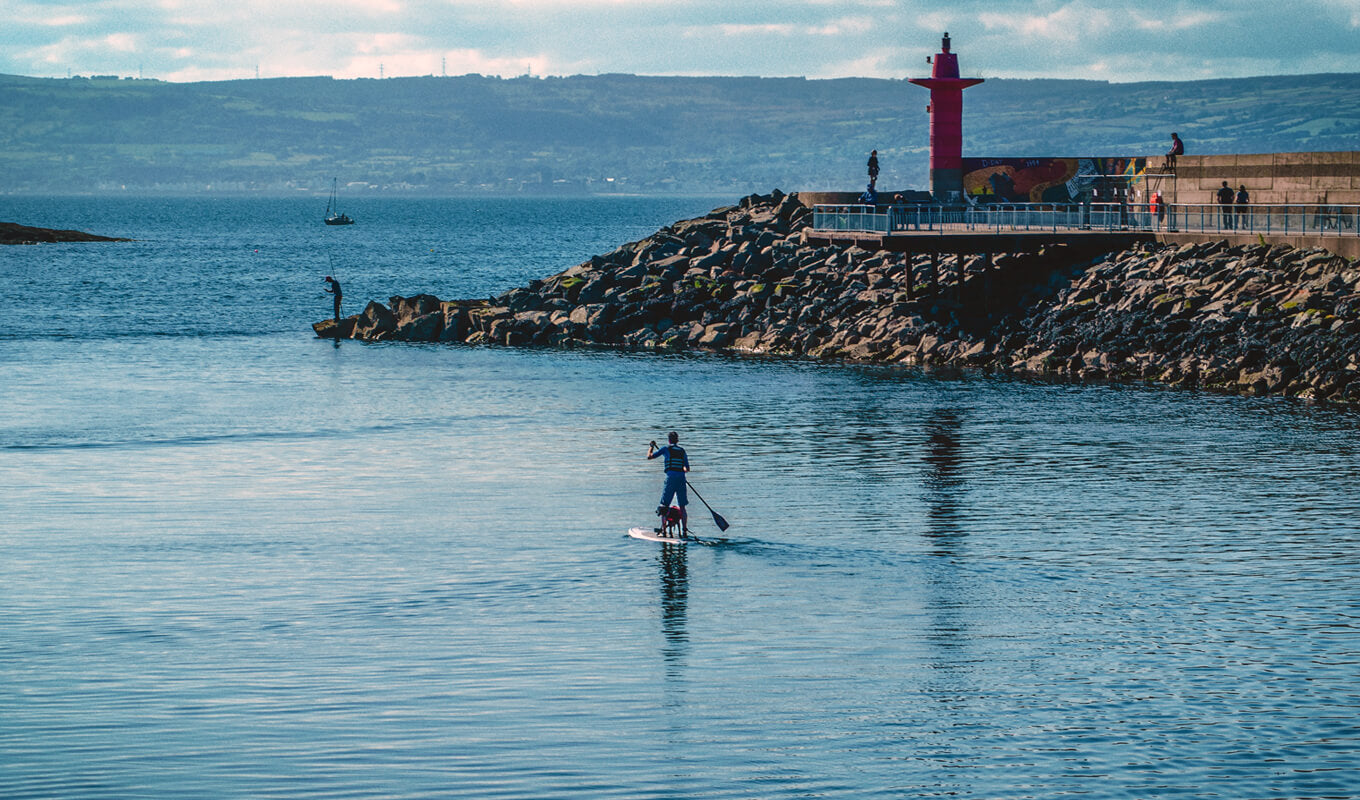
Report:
1161,151,1360,206
800,152,1360,209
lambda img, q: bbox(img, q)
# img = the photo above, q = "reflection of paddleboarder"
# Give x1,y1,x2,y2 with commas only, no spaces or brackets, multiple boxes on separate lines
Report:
323,275,342,323
647,431,690,536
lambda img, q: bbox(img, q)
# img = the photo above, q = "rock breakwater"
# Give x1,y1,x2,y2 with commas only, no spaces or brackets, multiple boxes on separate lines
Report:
315,191,1360,404
1,222,130,244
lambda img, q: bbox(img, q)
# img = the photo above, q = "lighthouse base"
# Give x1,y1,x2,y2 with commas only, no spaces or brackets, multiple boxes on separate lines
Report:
930,168,965,204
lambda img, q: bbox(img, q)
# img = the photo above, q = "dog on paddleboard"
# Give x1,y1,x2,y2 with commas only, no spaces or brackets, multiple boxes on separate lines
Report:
655,505,684,538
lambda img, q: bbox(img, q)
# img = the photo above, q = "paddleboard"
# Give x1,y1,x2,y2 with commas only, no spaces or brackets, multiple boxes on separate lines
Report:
628,526,689,544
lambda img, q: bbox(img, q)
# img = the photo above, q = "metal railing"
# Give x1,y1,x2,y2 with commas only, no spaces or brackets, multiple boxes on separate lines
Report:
812,202,1360,238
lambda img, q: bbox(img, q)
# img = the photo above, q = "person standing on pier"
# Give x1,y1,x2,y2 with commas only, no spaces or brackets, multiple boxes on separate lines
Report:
324,275,343,323
867,150,880,186
1235,185,1251,230
1216,182,1235,230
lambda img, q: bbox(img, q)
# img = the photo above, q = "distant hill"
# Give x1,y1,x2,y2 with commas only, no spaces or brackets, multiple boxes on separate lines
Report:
1,71,1357,195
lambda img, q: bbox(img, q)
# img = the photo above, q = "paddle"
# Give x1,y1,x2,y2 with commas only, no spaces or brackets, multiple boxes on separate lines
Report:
686,480,730,532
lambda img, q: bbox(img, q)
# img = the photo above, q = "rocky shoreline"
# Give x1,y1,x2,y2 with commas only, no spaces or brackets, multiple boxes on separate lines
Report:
0,222,131,245
315,191,1360,404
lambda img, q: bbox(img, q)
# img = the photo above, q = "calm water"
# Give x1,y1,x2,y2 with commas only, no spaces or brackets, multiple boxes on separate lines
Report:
2,196,1358,799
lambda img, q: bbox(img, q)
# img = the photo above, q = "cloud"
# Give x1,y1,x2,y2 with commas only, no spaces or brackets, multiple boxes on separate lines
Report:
977,4,1117,42
1,0,1359,82
700,16,874,39
1128,10,1220,32
37,14,88,26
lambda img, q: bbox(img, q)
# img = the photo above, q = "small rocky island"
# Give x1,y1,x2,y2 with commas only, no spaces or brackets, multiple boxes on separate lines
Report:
316,191,1360,404
0,222,130,245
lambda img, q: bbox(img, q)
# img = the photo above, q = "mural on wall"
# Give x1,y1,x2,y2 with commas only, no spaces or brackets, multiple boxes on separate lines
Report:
962,157,1149,203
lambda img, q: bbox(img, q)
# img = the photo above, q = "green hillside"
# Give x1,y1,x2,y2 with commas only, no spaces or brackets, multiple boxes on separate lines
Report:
1,71,1357,195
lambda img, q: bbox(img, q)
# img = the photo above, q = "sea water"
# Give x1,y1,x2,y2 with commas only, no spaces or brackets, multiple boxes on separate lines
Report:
2,196,1358,799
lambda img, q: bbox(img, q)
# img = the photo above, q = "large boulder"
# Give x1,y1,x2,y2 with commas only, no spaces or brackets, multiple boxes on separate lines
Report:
697,323,734,348
468,306,510,334
650,254,691,282
312,316,357,339
396,312,443,341
390,294,442,324
439,302,473,342
354,301,397,339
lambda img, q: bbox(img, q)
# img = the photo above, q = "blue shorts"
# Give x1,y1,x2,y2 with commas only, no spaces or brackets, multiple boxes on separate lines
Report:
659,471,687,508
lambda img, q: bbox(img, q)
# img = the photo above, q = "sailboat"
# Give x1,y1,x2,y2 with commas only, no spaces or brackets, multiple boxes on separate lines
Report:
324,178,355,226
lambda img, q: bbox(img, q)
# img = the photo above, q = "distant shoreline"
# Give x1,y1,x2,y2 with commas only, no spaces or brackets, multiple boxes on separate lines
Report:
0,222,131,245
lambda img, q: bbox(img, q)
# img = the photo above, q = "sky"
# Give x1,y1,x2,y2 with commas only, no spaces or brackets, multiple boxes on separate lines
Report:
3,0,1360,84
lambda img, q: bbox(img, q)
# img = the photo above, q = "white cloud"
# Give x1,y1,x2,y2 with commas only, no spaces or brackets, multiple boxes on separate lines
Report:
817,47,903,79
1129,10,1220,32
977,4,1116,42
808,17,874,36
709,23,799,37
39,14,89,27
697,16,874,39
2,0,1359,81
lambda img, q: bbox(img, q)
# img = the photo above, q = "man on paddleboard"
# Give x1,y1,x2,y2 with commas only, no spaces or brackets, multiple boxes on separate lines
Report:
647,431,689,535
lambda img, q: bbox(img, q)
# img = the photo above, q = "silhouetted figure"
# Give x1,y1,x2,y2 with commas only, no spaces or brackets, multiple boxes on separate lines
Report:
890,194,908,230
324,275,342,323
868,150,880,183
1235,185,1250,230
1216,181,1235,229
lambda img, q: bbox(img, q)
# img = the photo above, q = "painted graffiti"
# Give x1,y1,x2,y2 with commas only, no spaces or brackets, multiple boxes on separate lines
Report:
962,157,1149,203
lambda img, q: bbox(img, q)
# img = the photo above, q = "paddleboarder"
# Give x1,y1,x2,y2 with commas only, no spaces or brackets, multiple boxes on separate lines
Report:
647,431,690,535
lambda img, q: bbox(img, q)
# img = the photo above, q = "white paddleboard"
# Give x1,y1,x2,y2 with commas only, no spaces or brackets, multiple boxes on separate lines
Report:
628,526,689,544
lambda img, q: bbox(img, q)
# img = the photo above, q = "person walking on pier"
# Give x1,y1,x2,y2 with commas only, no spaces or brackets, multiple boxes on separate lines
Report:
324,275,343,323
1216,181,1235,230
1235,185,1251,231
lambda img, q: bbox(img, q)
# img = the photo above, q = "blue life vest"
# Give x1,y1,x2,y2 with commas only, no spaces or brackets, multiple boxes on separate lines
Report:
664,446,687,472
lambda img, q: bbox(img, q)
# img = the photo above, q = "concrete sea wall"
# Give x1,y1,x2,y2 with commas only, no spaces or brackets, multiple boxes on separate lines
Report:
1164,151,1360,206
316,191,1360,404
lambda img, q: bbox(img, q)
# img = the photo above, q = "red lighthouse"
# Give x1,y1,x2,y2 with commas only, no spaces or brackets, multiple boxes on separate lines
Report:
908,33,984,202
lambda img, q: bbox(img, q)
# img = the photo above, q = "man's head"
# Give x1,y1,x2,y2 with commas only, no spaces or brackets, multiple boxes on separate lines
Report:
324,275,333,282
668,431,679,445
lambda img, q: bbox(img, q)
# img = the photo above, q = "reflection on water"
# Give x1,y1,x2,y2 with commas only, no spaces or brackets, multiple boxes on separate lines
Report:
657,543,689,679
922,408,966,544
921,408,970,655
